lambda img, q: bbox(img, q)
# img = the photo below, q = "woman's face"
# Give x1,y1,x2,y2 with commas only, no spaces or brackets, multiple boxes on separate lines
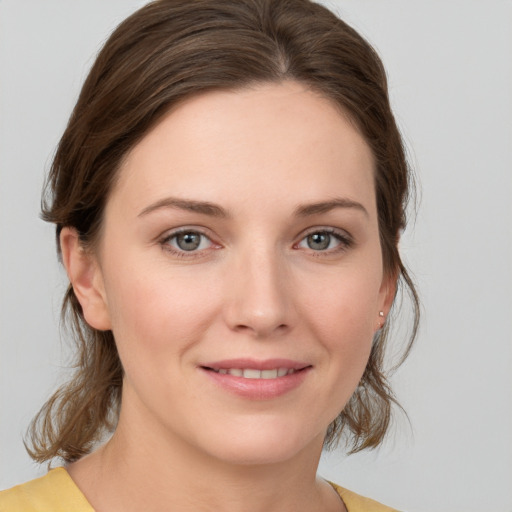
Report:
73,81,394,465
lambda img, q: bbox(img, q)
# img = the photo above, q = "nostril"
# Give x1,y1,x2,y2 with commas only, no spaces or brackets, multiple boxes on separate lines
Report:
223,287,293,337
233,322,289,337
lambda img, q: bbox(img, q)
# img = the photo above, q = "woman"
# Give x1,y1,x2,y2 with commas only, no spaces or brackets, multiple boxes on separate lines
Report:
0,0,418,510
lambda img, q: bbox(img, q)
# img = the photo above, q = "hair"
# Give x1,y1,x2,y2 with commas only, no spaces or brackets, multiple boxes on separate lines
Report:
27,0,419,463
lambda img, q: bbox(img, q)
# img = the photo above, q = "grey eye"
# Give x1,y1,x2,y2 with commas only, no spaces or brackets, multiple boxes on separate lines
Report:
175,232,203,251
162,229,215,256
306,232,331,250
297,229,349,252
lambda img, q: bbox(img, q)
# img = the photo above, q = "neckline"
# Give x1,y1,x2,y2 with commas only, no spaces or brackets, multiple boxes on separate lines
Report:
47,467,95,511
51,466,393,512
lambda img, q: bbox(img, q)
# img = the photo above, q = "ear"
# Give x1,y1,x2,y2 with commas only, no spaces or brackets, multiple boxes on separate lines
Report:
60,227,112,331
377,269,398,327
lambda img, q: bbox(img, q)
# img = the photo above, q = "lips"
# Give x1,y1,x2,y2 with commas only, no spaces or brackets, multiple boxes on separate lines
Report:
200,359,311,399
210,368,296,379
201,358,309,376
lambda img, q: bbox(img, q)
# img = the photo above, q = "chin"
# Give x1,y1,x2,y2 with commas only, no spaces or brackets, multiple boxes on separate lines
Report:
195,418,325,467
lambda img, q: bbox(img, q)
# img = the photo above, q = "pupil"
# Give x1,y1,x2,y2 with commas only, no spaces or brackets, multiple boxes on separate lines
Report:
308,232,330,250
177,232,200,251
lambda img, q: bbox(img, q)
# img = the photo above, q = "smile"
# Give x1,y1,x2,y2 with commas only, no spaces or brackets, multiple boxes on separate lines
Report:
200,359,311,399
210,368,296,379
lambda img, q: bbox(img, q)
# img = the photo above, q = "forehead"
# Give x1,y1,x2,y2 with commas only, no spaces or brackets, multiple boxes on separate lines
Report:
111,81,376,218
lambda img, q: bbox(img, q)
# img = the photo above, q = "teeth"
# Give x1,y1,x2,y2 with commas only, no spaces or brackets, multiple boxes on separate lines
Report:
261,369,278,379
213,368,297,379
243,369,261,379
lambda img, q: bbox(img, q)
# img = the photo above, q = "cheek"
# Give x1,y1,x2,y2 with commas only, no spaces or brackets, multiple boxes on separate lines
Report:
102,262,220,361
305,269,381,337
300,267,382,376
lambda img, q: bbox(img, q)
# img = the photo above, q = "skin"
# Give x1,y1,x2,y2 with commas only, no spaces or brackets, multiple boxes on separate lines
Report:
61,81,395,512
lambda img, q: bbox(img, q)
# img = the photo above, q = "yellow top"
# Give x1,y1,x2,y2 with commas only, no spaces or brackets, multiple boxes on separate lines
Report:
0,468,92,511
0,467,399,511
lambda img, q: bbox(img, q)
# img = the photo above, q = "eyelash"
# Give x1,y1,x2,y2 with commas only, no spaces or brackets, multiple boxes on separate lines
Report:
294,228,353,256
159,227,353,259
159,228,217,259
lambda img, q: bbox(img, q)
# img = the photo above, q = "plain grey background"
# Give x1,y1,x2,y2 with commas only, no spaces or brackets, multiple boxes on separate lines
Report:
1,1,511,511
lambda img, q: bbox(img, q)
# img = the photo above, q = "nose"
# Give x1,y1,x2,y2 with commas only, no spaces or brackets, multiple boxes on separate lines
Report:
223,247,294,339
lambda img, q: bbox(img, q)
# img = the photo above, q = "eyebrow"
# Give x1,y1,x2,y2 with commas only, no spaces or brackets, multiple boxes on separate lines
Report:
138,197,230,218
138,196,368,219
294,197,369,217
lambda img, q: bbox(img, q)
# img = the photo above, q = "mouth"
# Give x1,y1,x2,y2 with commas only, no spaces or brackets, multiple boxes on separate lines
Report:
200,361,311,399
199,359,312,397
202,367,301,379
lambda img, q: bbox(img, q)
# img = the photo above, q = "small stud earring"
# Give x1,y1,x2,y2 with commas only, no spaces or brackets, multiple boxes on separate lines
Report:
378,311,385,329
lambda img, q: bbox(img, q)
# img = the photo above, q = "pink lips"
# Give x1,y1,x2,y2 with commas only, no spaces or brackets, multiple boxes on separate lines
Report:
200,358,311,400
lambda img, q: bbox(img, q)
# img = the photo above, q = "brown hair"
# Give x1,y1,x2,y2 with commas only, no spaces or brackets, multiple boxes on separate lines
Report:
28,0,419,463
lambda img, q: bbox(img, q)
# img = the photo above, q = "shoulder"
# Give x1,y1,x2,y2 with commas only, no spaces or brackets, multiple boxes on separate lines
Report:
0,467,93,512
330,482,402,512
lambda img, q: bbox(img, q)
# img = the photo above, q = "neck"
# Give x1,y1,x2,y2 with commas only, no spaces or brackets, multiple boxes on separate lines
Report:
67,401,343,512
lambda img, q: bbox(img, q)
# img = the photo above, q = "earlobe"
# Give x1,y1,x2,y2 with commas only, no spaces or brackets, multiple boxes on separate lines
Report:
60,227,112,331
377,271,398,330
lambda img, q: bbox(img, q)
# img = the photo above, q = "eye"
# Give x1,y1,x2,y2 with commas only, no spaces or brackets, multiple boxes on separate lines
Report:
296,229,352,252
163,230,213,253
